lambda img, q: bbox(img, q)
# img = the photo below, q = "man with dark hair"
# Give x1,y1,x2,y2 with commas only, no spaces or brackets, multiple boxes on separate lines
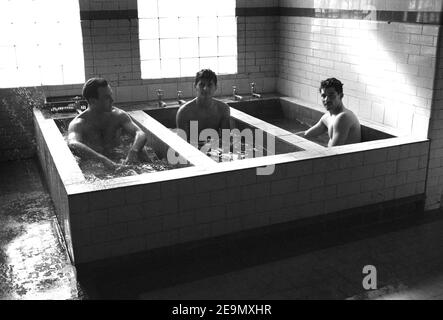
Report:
297,77,361,147
68,77,150,169
176,69,230,145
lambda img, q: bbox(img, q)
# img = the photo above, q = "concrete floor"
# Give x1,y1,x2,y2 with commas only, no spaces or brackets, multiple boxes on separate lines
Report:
1,158,443,300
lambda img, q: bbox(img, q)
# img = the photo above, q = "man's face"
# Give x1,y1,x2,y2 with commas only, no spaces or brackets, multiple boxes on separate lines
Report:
320,87,342,112
195,79,217,99
93,85,114,112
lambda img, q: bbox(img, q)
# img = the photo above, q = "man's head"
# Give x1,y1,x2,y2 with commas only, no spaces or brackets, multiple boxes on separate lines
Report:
82,77,113,112
194,69,217,99
319,78,344,112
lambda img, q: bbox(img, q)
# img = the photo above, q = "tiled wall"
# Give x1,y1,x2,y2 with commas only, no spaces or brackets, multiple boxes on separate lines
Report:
426,28,443,210
0,0,278,162
277,0,442,137
68,141,428,264
44,0,278,102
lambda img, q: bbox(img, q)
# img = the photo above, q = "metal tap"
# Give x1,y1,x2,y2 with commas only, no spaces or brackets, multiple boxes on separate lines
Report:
157,89,167,108
232,86,243,101
177,90,186,105
250,82,262,99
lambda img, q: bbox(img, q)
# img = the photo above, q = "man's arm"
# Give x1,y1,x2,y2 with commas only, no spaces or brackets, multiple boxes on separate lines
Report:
328,114,351,147
176,106,191,142
297,115,327,138
119,111,148,164
67,119,118,169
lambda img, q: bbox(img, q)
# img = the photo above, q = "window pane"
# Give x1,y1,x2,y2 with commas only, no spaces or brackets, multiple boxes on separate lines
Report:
40,64,64,85
158,0,179,18
176,1,196,17
161,59,180,78
138,0,158,18
199,37,217,57
0,47,15,69
178,17,198,38
139,18,159,40
198,17,217,37
140,40,160,60
159,17,179,38
218,56,237,74
141,60,162,79
218,37,237,56
200,57,218,73
0,0,84,88
138,0,237,79
216,0,235,16
194,0,217,17
179,38,199,58
160,39,180,59
217,17,237,37
180,58,199,77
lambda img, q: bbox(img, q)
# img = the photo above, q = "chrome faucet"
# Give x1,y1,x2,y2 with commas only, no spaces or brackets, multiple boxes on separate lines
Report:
232,86,243,101
177,90,186,105
157,89,167,108
250,82,262,99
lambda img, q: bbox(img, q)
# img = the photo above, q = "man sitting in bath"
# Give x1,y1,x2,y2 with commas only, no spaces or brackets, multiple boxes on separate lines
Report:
296,78,361,147
68,77,150,170
176,69,231,147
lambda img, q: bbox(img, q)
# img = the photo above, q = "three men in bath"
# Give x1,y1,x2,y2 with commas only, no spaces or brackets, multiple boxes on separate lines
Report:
68,77,150,170
176,69,231,147
297,77,361,147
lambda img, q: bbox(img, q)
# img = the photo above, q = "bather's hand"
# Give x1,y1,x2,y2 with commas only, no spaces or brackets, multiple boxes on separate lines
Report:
101,157,120,170
124,149,139,165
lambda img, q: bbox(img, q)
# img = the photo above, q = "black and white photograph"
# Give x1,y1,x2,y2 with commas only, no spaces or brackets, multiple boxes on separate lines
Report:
1,0,443,303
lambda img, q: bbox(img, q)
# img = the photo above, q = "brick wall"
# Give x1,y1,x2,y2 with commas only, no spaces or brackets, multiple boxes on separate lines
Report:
277,0,441,137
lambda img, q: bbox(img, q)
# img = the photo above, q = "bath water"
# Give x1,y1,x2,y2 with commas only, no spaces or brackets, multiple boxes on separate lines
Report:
56,119,179,182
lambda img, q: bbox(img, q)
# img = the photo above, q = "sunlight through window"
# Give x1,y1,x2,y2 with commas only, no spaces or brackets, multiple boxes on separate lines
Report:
0,0,85,88
138,0,237,79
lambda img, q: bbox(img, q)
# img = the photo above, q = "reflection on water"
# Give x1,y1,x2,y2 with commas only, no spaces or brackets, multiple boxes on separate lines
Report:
57,119,178,182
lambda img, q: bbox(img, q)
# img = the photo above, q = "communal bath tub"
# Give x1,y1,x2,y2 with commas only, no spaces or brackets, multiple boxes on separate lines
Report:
34,95,429,266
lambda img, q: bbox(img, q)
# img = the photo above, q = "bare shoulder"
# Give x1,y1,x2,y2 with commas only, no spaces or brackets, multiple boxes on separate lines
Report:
213,98,230,115
112,107,131,121
335,109,360,127
68,114,86,132
177,99,196,116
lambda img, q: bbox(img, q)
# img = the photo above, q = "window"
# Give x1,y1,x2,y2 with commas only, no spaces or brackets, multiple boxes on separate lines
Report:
0,0,85,88
138,0,237,79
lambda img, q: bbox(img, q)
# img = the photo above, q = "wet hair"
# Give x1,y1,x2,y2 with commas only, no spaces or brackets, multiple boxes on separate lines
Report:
194,69,217,86
319,78,343,95
82,78,109,102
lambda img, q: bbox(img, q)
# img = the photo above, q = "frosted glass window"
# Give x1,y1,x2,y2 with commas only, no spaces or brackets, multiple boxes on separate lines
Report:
199,37,218,57
159,18,179,38
180,38,199,58
160,39,180,59
140,40,160,60
138,0,237,79
218,37,237,56
139,19,159,39
178,17,199,38
0,0,85,88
